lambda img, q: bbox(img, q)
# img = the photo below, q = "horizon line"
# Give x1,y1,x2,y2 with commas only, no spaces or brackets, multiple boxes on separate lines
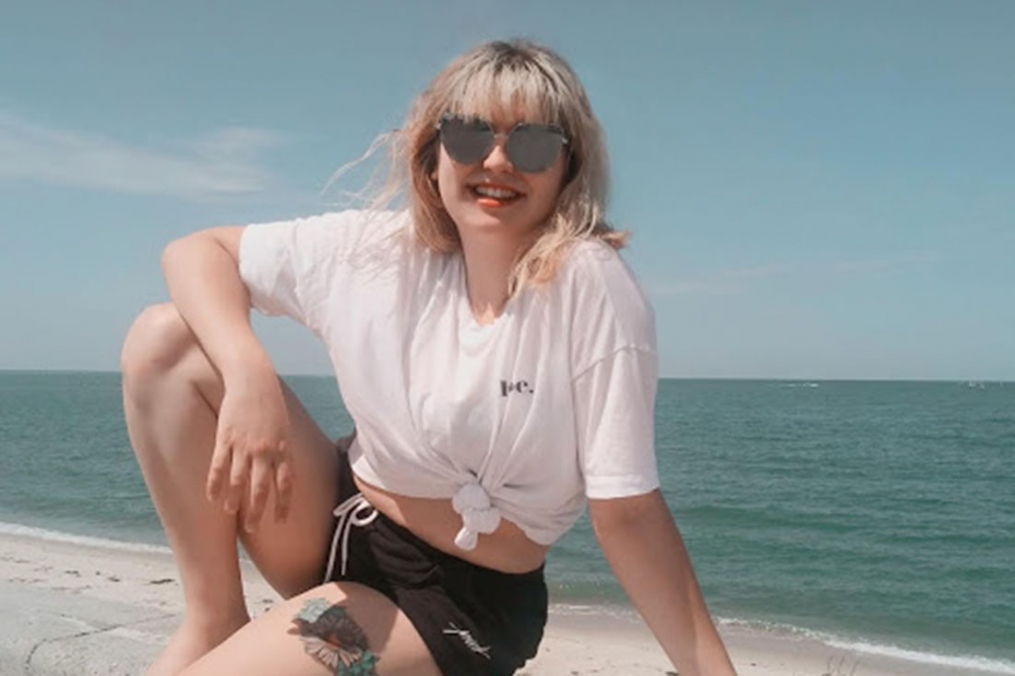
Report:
1,368,1011,385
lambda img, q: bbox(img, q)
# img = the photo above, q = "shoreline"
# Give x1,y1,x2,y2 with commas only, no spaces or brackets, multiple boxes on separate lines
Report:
0,527,1010,675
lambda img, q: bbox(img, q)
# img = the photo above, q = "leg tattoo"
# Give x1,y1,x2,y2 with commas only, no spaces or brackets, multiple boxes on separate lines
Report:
291,598,380,675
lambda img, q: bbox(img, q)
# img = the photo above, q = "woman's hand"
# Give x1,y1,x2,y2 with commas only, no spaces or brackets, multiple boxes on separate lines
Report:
205,369,296,533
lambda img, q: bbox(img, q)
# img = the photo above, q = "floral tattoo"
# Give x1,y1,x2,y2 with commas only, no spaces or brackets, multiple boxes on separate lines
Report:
291,598,380,675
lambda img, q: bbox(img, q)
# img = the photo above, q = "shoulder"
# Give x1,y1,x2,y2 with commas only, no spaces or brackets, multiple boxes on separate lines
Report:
562,238,656,333
566,239,650,302
241,208,411,262
278,208,408,243
246,208,407,237
558,238,657,374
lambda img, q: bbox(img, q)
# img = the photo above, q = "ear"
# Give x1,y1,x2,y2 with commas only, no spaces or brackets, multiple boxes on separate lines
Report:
429,171,442,200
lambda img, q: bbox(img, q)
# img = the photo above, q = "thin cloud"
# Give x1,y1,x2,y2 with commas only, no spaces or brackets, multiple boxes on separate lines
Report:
0,111,285,199
831,251,943,273
647,263,792,296
648,251,942,297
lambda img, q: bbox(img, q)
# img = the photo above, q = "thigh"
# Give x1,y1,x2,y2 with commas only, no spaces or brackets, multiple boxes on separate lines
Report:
164,303,343,597
236,379,343,598
181,581,441,676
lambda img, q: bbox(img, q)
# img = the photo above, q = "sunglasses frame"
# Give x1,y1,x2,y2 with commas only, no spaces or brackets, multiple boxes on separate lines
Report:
435,113,569,173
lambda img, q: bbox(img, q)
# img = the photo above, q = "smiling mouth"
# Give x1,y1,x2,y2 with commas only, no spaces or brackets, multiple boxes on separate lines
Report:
469,184,524,205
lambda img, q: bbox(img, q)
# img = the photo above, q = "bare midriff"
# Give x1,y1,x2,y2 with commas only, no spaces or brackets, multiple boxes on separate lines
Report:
353,474,550,575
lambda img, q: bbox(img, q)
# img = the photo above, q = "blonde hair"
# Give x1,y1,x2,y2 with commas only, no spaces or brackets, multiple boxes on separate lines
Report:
327,39,627,294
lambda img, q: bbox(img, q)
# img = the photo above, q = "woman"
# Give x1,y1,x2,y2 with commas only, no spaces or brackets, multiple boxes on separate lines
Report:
121,39,737,676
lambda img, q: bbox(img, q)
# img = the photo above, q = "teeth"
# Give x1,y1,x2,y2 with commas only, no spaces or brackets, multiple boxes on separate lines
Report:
473,185,520,199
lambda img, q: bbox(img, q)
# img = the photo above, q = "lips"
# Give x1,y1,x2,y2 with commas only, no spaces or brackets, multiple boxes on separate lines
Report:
467,181,525,205
473,185,520,199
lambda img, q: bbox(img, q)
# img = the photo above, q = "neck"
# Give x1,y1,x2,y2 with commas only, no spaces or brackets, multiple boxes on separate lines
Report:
458,231,531,325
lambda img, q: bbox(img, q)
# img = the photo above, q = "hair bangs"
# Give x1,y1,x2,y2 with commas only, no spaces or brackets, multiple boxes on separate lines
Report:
447,58,562,128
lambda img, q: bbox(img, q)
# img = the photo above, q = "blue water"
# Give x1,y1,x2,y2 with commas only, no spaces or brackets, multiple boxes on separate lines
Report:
1,371,1013,672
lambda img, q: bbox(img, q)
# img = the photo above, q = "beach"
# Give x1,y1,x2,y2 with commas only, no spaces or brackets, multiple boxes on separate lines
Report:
1,529,1002,676
3,374,1012,674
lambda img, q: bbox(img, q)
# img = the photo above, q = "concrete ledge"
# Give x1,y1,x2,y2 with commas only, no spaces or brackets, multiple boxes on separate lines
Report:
1,581,172,675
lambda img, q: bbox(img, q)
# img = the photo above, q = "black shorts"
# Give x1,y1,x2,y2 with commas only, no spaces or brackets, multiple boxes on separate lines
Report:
323,437,548,675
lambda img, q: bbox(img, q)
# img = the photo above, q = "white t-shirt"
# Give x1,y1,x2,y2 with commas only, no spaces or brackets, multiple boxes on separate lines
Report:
238,209,659,549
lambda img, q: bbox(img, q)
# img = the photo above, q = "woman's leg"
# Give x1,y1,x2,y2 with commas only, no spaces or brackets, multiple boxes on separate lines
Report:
121,303,342,674
182,581,441,676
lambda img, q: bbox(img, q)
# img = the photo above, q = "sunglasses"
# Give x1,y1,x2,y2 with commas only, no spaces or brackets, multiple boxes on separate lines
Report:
436,113,569,173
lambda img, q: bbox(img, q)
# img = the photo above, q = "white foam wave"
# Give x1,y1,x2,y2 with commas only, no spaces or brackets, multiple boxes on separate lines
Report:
716,616,1015,674
550,602,641,623
548,603,601,615
823,638,1015,675
0,521,171,555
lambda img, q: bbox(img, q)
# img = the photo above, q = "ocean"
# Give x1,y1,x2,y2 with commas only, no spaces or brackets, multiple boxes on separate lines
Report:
1,371,1012,673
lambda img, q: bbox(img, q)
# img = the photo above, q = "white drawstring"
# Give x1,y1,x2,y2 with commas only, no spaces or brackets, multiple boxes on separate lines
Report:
322,493,378,582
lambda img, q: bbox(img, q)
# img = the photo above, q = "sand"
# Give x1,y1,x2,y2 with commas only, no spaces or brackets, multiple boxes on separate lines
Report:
0,529,1005,675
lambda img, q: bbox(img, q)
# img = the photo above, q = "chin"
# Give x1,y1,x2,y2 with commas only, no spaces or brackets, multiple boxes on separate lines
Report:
457,205,526,230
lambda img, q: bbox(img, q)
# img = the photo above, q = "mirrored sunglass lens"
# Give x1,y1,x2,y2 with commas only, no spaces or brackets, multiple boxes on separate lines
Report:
442,118,492,164
507,126,563,172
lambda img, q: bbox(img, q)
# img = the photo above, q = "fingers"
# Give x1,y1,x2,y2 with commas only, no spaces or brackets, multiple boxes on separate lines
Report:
225,451,252,515
274,451,295,523
244,458,273,532
207,428,294,530
206,437,233,502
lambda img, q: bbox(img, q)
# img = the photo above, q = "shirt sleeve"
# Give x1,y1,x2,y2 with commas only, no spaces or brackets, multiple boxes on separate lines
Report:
238,210,387,335
573,346,661,499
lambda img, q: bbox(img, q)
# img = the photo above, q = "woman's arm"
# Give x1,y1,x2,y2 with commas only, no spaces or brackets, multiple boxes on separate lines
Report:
162,226,273,382
589,489,738,676
162,227,295,528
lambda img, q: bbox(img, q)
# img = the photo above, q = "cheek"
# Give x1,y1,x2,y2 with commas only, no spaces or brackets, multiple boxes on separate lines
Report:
531,165,567,214
434,151,465,206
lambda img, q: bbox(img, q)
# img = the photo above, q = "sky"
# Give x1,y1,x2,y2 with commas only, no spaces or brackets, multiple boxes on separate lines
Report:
1,2,1012,380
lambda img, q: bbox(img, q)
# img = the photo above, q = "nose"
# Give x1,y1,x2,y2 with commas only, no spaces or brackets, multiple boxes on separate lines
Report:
482,133,514,172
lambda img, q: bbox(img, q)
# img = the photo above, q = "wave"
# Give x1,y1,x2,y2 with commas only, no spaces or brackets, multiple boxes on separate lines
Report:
718,617,1015,675
549,602,641,622
0,521,171,555
824,636,1015,675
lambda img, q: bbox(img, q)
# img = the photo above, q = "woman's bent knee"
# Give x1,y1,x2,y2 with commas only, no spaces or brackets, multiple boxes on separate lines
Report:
121,302,199,384
121,303,194,371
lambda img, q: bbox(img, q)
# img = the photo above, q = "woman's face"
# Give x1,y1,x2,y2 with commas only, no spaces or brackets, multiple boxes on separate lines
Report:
434,111,568,246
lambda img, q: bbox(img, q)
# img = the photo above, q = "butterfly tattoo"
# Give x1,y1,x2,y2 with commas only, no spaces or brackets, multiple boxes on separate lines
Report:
291,598,380,676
